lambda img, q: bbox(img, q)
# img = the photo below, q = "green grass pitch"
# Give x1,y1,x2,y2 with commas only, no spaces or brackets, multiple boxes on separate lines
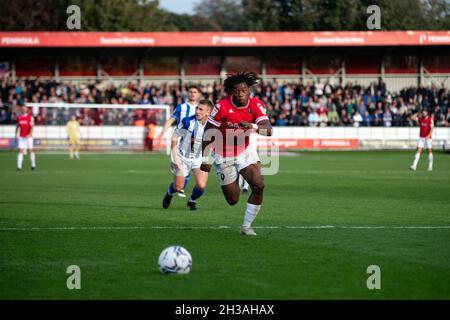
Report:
0,150,449,299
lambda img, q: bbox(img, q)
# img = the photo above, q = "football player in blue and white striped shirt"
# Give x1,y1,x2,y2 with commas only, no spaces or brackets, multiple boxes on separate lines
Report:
159,85,202,197
162,100,212,211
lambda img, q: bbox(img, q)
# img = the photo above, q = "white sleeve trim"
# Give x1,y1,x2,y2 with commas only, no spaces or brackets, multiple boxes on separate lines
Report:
255,116,269,124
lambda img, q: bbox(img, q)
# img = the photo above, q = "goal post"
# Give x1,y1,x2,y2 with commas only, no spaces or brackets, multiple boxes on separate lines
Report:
26,102,172,154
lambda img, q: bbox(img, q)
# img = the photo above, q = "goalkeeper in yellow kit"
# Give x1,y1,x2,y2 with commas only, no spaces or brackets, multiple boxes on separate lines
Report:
66,115,81,159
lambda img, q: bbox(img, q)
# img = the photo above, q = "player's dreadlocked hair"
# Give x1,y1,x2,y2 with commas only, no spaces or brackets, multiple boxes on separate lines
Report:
223,70,260,94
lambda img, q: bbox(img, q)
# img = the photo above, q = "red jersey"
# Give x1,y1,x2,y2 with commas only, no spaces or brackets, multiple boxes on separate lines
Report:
317,106,328,115
418,116,432,138
208,96,268,157
17,113,33,138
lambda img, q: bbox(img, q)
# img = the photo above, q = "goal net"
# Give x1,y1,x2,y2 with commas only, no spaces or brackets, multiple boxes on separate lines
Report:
22,103,172,154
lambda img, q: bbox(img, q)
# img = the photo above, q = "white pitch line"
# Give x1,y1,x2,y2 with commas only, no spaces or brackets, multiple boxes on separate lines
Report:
0,225,449,231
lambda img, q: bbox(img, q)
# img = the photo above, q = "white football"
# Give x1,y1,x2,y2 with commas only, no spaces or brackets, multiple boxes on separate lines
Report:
158,245,192,275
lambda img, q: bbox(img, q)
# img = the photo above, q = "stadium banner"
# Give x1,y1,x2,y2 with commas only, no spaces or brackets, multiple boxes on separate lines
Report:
258,138,359,149
1,31,449,48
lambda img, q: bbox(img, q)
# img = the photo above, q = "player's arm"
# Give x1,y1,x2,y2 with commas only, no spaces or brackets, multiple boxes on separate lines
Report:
15,123,19,139
201,103,223,172
158,105,181,138
239,119,272,136
240,102,273,136
200,122,219,172
427,118,434,139
256,119,272,136
170,131,182,170
158,117,176,138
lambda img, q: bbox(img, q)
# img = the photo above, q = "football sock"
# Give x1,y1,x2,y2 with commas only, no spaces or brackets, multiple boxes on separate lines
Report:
167,182,176,196
30,152,36,167
428,153,433,168
17,153,24,169
243,203,261,228
189,186,205,202
183,174,190,189
412,152,420,168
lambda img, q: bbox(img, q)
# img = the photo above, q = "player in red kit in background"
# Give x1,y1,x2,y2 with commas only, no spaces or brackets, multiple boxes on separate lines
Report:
201,71,272,236
15,103,37,171
410,109,434,171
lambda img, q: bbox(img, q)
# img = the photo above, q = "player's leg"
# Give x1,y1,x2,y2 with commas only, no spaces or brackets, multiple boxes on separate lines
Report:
162,174,185,209
411,140,424,170
68,139,74,158
178,174,189,198
410,147,421,170
239,162,264,236
239,174,249,193
74,138,80,159
215,159,241,206
162,158,188,209
187,168,208,211
426,139,433,171
17,145,24,171
28,138,36,170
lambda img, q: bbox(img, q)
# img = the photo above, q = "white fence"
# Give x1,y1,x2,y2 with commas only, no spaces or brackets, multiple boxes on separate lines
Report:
0,126,449,151
271,126,449,140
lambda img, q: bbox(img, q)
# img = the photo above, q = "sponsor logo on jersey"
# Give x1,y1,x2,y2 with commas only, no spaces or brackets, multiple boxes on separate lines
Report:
258,104,267,115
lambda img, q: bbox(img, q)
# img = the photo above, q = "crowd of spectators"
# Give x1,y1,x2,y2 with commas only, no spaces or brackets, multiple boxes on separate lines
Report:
1,77,449,127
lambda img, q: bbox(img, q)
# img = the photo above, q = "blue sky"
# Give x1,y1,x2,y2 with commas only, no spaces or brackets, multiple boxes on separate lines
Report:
159,0,202,15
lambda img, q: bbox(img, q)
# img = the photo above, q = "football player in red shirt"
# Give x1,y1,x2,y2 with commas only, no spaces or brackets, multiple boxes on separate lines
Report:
410,109,434,171
15,104,37,171
201,71,273,236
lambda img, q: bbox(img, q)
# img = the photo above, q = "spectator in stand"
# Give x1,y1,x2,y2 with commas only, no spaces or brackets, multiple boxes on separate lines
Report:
300,111,308,126
362,111,371,126
353,111,363,127
383,108,393,127
314,79,324,97
145,121,156,151
288,109,302,126
317,104,328,127
275,112,288,126
308,108,320,127
340,109,352,126
328,105,340,126
447,107,450,123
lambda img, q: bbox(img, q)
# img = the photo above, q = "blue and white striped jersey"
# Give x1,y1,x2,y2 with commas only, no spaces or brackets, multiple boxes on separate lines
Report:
171,102,197,130
175,115,206,159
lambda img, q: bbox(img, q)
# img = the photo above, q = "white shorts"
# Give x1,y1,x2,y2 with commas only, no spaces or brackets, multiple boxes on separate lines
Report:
170,151,202,177
18,137,34,150
214,148,260,186
417,138,432,149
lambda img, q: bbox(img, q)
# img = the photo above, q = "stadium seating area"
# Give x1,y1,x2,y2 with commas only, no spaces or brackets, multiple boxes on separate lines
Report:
0,77,449,127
